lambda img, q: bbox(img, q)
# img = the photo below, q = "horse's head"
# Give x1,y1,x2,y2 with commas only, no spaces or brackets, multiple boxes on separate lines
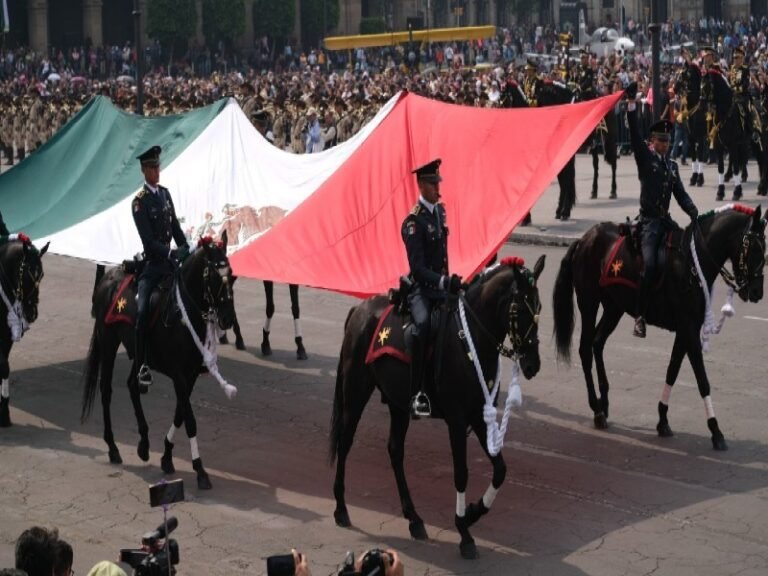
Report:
731,205,766,303
497,254,545,380
1,237,48,324
194,231,236,330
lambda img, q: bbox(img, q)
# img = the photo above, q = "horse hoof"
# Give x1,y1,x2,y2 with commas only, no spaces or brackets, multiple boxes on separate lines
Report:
261,342,272,356
334,508,352,528
235,339,246,351
296,348,308,361
593,412,608,430
137,438,150,462
108,448,123,464
161,455,175,474
219,334,229,345
712,437,728,451
197,472,213,490
459,540,479,560
656,422,674,438
0,417,11,428
409,520,428,541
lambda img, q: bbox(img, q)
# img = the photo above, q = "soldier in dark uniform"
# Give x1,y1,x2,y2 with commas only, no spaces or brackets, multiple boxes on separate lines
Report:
729,46,759,138
625,83,699,338
401,159,462,417
132,145,190,387
577,49,597,101
522,58,540,105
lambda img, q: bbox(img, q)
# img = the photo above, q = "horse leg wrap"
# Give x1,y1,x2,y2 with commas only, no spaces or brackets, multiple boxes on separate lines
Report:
1,378,9,399
703,396,715,420
190,436,200,460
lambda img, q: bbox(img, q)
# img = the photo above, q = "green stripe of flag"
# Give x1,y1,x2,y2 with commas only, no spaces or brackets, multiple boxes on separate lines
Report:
1,0,9,33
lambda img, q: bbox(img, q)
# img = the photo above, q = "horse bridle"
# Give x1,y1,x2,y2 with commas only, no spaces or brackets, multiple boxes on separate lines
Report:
693,219,766,292
202,255,233,314
458,270,541,359
0,245,44,313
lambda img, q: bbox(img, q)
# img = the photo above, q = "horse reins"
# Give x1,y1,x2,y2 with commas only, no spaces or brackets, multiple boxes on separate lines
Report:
457,275,540,359
691,219,764,292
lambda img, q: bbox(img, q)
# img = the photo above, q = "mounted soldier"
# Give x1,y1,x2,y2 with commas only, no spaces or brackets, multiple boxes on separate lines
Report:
728,46,758,141
625,82,699,338
678,45,706,187
131,145,190,389
401,159,461,418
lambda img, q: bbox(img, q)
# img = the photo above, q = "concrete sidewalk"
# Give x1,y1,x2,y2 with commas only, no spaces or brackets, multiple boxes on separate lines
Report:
510,152,766,246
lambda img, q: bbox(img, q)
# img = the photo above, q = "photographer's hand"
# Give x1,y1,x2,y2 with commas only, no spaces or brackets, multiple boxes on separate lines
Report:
293,549,311,576
382,549,404,576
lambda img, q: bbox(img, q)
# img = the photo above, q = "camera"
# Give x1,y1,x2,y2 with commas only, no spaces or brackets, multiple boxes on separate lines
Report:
337,549,392,576
119,516,180,576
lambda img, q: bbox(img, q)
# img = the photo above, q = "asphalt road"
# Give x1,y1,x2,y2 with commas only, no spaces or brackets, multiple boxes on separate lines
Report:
0,239,767,576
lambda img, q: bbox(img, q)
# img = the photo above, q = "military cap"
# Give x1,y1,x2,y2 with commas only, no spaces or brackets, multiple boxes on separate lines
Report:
137,145,162,167
412,158,442,183
579,48,590,56
733,46,745,57
701,46,717,56
649,120,673,141
525,58,538,71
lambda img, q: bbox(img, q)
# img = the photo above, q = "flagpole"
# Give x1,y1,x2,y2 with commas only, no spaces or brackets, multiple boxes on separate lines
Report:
133,0,144,115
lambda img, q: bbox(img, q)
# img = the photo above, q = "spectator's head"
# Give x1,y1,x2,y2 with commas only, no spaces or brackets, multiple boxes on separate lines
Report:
85,562,126,576
15,526,58,576
53,539,73,576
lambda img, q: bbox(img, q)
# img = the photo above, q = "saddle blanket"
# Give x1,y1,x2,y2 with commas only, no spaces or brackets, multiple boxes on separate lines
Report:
599,233,675,290
105,274,137,325
365,304,411,365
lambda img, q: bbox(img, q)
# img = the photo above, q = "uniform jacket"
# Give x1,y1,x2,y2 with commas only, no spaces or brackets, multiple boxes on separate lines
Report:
628,109,697,221
401,200,449,298
132,184,188,263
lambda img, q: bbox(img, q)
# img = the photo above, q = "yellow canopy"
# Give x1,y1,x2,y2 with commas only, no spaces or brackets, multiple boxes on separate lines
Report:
324,25,497,51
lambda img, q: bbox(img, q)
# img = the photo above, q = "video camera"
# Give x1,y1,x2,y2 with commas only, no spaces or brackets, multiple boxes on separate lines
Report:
119,479,185,576
119,517,180,576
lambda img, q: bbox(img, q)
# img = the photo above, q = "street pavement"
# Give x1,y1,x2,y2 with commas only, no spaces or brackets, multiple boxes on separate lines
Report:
0,154,767,575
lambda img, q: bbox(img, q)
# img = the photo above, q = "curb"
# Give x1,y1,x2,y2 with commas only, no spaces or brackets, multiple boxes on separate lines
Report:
507,232,578,247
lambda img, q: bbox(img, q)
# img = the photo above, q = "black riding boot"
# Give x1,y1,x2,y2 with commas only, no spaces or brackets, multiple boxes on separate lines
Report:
634,276,649,338
134,324,152,391
410,337,430,418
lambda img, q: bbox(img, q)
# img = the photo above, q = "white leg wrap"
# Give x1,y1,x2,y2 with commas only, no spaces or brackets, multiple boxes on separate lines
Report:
166,425,180,444
456,492,466,517
190,437,200,460
294,318,302,338
735,174,742,186
704,396,715,419
718,172,725,185
264,318,272,332
1,379,8,399
697,161,704,174
661,384,672,405
482,484,499,509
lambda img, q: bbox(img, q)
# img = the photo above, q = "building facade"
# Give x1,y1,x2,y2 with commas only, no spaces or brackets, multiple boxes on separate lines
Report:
4,0,760,54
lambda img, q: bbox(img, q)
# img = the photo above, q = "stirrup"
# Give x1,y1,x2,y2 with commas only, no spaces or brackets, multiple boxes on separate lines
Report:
411,392,432,418
633,317,646,338
138,364,153,387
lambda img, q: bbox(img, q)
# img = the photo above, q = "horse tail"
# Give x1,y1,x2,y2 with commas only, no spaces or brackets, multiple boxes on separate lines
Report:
329,305,356,465
553,240,579,364
80,324,101,423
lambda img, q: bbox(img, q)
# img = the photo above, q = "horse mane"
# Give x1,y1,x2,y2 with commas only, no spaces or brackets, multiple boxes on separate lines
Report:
694,203,755,234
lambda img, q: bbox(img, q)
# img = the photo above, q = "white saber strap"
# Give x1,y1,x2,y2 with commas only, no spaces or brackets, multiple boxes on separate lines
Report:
174,283,237,400
0,280,27,342
689,236,735,353
457,298,521,457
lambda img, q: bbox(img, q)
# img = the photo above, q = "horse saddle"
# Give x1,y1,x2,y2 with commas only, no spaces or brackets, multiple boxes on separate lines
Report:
600,221,679,290
103,260,173,327
365,302,442,365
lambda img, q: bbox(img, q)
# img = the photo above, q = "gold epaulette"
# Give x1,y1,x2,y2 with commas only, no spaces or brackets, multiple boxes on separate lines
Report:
410,203,422,216
135,189,147,200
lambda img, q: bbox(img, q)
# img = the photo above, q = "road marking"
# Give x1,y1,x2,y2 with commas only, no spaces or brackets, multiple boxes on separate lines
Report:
744,315,768,322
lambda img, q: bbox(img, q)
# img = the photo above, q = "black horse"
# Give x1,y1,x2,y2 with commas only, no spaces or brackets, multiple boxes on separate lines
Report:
330,256,545,559
0,237,49,427
589,110,618,199
553,206,765,450
751,94,768,197
219,282,308,360
500,80,577,220
81,233,236,488
705,69,752,200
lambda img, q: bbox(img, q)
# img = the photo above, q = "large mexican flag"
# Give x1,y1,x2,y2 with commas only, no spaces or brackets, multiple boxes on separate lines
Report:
0,91,622,297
